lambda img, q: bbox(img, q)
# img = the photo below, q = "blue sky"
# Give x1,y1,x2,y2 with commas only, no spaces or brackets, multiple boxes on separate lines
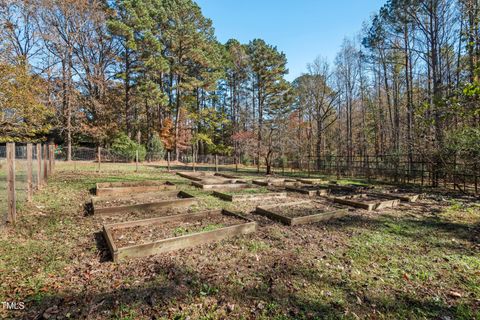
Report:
196,0,386,81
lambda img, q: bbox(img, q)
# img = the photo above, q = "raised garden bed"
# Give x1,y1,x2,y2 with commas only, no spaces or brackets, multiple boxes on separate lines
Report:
213,188,287,202
286,185,329,196
256,200,349,226
192,180,250,190
296,178,328,185
176,171,215,181
96,181,176,196
103,209,257,262
252,178,298,187
332,194,400,211
329,183,373,191
92,191,197,215
368,191,420,203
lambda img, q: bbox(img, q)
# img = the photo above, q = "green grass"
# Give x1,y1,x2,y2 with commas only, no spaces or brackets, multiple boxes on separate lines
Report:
1,162,479,319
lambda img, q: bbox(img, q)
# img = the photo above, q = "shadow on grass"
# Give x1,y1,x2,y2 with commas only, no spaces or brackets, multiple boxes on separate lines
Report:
325,211,479,250
11,249,478,320
93,231,112,263
83,201,93,217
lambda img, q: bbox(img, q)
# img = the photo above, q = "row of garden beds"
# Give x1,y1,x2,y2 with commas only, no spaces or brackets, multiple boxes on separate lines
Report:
92,178,422,262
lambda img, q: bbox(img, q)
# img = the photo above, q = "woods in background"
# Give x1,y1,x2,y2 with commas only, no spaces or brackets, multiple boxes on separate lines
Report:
1,0,479,179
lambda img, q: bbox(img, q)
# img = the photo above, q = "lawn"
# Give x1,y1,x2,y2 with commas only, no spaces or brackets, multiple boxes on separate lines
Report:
0,162,479,319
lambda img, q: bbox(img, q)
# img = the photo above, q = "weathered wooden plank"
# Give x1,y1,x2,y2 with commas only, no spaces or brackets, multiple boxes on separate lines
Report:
6,143,16,224
27,143,33,202
290,209,349,226
255,206,292,225
192,181,250,190
296,178,327,185
104,209,257,262
102,225,118,262
286,185,329,196
332,194,400,211
332,197,373,210
213,191,287,202
176,171,214,181
92,191,197,215
95,181,176,196
368,192,420,203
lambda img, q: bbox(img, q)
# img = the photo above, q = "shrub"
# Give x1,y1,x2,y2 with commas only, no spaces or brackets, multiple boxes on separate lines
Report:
111,133,146,162
147,133,166,161
242,155,252,166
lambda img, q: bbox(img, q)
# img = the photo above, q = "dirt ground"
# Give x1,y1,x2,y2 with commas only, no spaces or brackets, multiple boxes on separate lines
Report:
1,163,479,319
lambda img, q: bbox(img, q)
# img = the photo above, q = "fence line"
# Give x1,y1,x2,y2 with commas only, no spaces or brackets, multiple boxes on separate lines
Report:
1,142,55,226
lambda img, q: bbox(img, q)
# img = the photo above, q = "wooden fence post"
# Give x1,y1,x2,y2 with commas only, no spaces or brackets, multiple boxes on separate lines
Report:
6,143,16,224
97,146,101,172
167,151,171,171
135,150,139,172
51,144,55,172
27,143,33,202
215,154,218,172
36,144,42,189
48,144,53,175
43,143,48,182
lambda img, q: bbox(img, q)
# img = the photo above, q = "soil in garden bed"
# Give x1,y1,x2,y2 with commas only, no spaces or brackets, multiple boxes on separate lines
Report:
268,200,344,218
110,214,244,247
327,189,359,197
98,207,195,224
94,192,187,208
293,185,328,191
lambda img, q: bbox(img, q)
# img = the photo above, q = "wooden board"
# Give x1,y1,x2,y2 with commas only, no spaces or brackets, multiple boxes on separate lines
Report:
255,200,349,226
296,178,327,185
92,191,197,215
368,191,420,203
103,209,257,262
96,181,176,196
286,185,329,196
176,171,214,181
252,178,298,187
213,191,287,202
332,194,400,211
191,181,250,190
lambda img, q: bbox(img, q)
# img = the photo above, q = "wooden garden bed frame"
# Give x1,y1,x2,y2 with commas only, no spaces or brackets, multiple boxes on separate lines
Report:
331,194,400,211
176,171,215,181
96,181,176,196
191,180,250,190
252,178,298,187
296,178,328,185
255,200,349,226
212,190,287,202
92,190,197,215
368,191,420,203
103,209,257,262
286,185,329,196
